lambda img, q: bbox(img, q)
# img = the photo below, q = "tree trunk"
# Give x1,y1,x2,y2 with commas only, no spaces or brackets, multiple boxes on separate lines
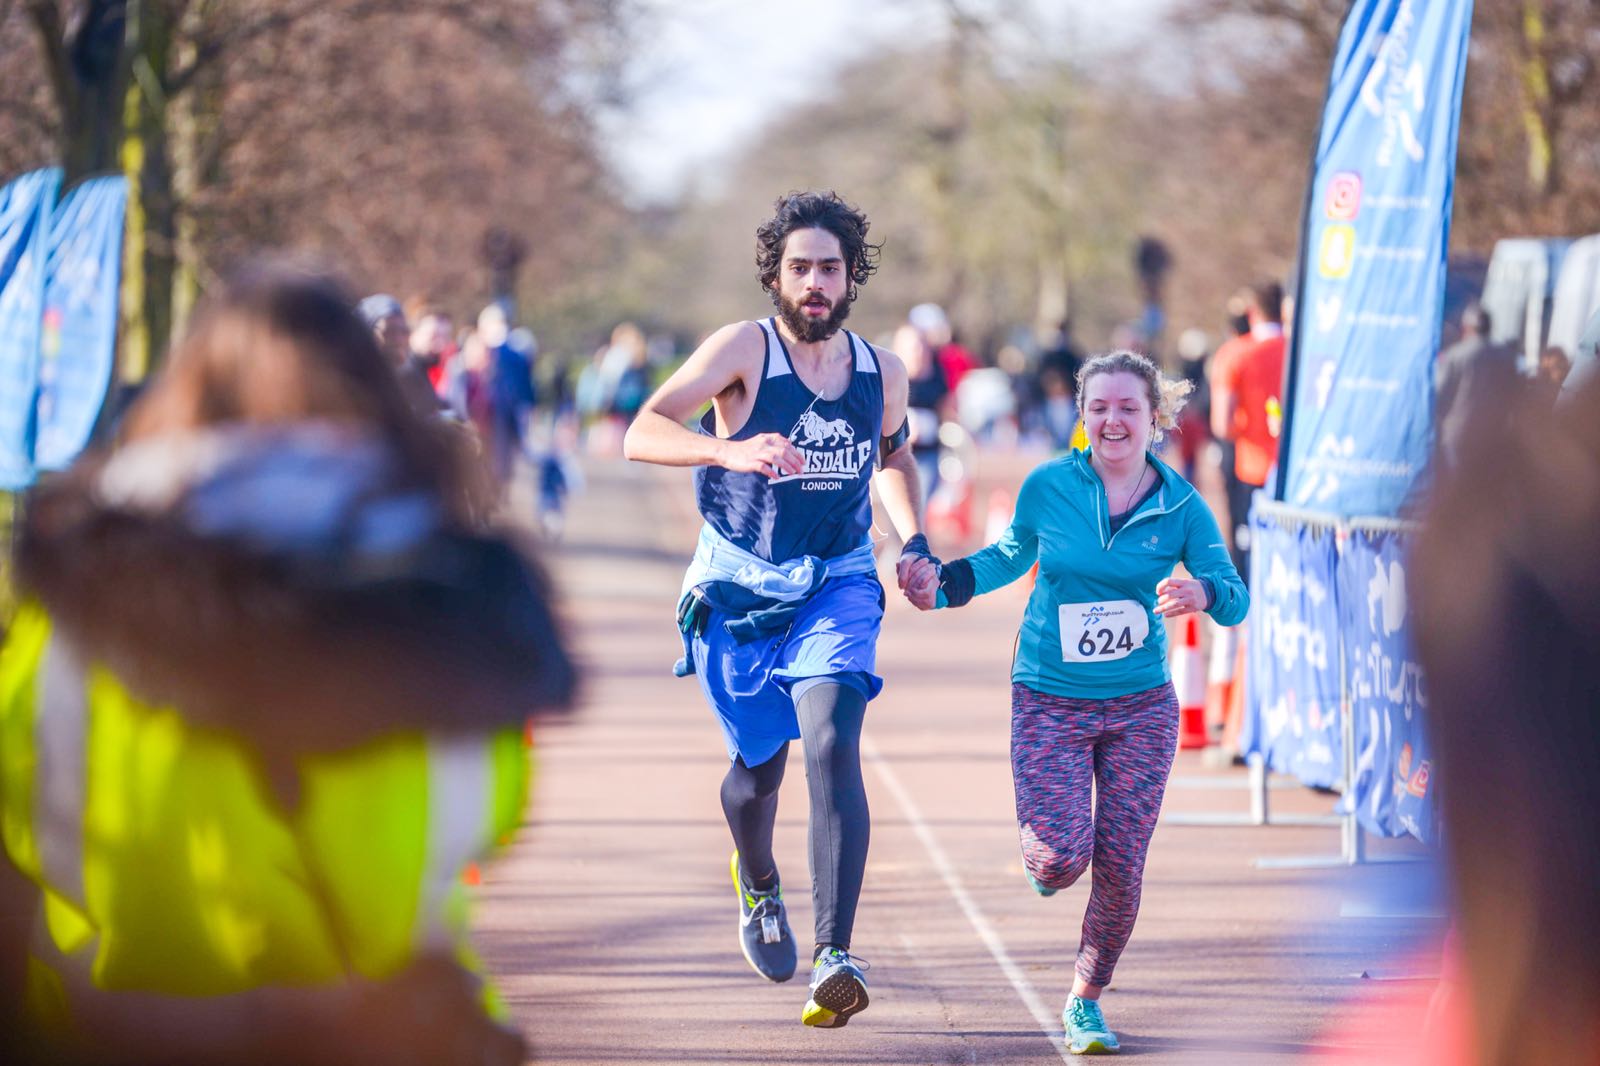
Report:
119,4,177,380
43,0,132,185
1517,0,1557,198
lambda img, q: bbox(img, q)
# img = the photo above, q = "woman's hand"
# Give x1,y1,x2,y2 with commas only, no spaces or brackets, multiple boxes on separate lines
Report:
1154,577,1206,617
901,556,941,611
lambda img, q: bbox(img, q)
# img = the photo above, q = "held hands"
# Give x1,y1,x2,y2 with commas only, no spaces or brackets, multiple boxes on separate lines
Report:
722,433,804,479
899,555,941,611
1154,577,1206,618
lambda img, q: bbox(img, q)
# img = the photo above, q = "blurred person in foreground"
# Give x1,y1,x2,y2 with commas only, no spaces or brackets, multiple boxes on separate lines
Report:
902,351,1248,1055
624,190,927,1029
1408,368,1600,1065
1,261,574,1064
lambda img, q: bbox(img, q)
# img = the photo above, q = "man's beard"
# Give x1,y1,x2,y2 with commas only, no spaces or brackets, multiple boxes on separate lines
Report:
776,290,852,343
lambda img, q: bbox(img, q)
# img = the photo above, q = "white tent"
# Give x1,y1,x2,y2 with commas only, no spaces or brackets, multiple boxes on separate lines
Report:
1547,234,1600,360
1480,237,1569,371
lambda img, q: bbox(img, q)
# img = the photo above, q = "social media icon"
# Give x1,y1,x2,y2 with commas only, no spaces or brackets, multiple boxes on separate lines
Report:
1325,171,1362,220
1319,224,1356,279
1315,294,1342,332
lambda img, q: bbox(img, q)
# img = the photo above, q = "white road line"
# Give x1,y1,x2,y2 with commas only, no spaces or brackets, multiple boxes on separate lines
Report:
863,732,1073,1064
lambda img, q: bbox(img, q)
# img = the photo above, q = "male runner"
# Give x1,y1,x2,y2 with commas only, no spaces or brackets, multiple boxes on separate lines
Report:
623,190,927,1028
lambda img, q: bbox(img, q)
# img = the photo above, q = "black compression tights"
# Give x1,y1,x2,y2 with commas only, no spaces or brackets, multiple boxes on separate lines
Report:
719,679,870,949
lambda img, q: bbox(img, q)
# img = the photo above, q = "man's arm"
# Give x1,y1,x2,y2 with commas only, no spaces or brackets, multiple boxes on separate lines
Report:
622,322,803,477
872,347,931,594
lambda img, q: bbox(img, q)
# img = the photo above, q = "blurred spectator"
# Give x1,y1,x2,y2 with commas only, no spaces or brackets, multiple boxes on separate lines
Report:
1171,327,1212,479
2,261,573,1065
1038,367,1078,452
359,292,441,419
1037,318,1084,397
1532,345,1571,408
1434,302,1519,472
1207,286,1272,577
406,303,455,392
896,320,949,502
1412,371,1600,1065
910,302,977,391
609,341,650,423
598,322,647,416
481,304,537,491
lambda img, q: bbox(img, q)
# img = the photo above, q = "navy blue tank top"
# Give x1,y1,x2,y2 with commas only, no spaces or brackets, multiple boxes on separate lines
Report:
695,318,884,563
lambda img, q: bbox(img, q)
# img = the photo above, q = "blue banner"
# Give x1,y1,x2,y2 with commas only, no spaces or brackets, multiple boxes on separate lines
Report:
0,169,61,489
1242,512,1343,788
1281,0,1475,516
35,176,128,472
1337,528,1434,842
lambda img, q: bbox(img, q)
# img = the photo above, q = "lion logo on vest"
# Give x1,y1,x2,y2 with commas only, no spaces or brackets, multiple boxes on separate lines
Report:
792,410,856,447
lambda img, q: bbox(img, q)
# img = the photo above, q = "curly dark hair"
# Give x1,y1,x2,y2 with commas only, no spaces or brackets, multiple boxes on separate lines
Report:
754,190,881,303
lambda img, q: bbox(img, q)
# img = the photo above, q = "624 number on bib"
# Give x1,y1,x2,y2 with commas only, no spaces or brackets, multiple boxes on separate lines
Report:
1059,600,1149,664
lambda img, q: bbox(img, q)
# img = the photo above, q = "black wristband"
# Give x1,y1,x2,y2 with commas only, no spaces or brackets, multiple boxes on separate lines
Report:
939,558,976,608
1200,576,1216,611
900,533,932,560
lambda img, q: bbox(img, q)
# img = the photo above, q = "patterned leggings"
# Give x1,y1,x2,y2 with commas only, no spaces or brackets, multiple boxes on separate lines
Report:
1011,681,1179,988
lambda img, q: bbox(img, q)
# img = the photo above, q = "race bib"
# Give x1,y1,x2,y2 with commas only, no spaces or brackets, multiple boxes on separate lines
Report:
1059,600,1149,663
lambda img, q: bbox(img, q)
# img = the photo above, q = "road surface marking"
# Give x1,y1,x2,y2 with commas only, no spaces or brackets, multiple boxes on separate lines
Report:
863,732,1073,1063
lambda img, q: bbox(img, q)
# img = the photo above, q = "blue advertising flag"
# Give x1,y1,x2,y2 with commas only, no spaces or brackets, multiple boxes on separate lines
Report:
1279,0,1475,516
35,175,128,472
1241,514,1343,788
1336,529,1434,841
0,168,62,489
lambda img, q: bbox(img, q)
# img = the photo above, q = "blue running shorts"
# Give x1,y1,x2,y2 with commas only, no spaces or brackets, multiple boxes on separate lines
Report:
690,572,885,765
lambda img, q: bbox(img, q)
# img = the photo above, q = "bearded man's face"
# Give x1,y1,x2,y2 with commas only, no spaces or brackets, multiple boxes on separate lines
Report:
772,227,852,342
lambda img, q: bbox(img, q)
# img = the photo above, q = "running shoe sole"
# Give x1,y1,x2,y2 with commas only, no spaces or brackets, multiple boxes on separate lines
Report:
801,969,869,1028
1068,1036,1119,1055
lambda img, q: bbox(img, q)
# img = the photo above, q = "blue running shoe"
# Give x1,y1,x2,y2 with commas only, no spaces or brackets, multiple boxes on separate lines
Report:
801,947,869,1028
731,852,796,982
1063,995,1119,1055
1026,869,1058,897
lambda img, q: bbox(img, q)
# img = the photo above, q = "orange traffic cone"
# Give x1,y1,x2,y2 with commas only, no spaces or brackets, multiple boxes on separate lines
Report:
1174,614,1208,750
1221,624,1249,754
1205,618,1237,736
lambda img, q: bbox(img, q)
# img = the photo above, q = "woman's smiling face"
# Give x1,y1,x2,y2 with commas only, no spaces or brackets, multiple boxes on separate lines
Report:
1081,371,1154,462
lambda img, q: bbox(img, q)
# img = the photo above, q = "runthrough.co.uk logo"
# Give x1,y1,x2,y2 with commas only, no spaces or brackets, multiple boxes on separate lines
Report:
1080,605,1114,626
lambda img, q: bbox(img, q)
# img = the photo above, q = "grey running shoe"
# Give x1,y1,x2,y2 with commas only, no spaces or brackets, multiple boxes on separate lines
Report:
731,852,796,982
801,947,869,1028
1064,995,1120,1054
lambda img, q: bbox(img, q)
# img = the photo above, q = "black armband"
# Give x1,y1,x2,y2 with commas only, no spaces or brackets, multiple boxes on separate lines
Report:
939,558,976,608
899,533,932,561
878,417,910,468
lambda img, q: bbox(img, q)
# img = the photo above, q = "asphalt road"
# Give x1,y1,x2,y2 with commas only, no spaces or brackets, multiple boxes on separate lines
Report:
475,455,1442,1065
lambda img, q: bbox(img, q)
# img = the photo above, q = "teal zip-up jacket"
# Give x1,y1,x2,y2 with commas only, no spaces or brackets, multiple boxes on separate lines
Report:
938,448,1247,700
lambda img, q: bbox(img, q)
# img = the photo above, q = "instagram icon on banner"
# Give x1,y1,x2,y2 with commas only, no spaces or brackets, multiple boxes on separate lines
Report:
1325,171,1362,220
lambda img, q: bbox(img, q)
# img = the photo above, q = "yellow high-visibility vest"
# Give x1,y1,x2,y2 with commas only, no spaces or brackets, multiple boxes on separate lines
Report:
0,603,529,1025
